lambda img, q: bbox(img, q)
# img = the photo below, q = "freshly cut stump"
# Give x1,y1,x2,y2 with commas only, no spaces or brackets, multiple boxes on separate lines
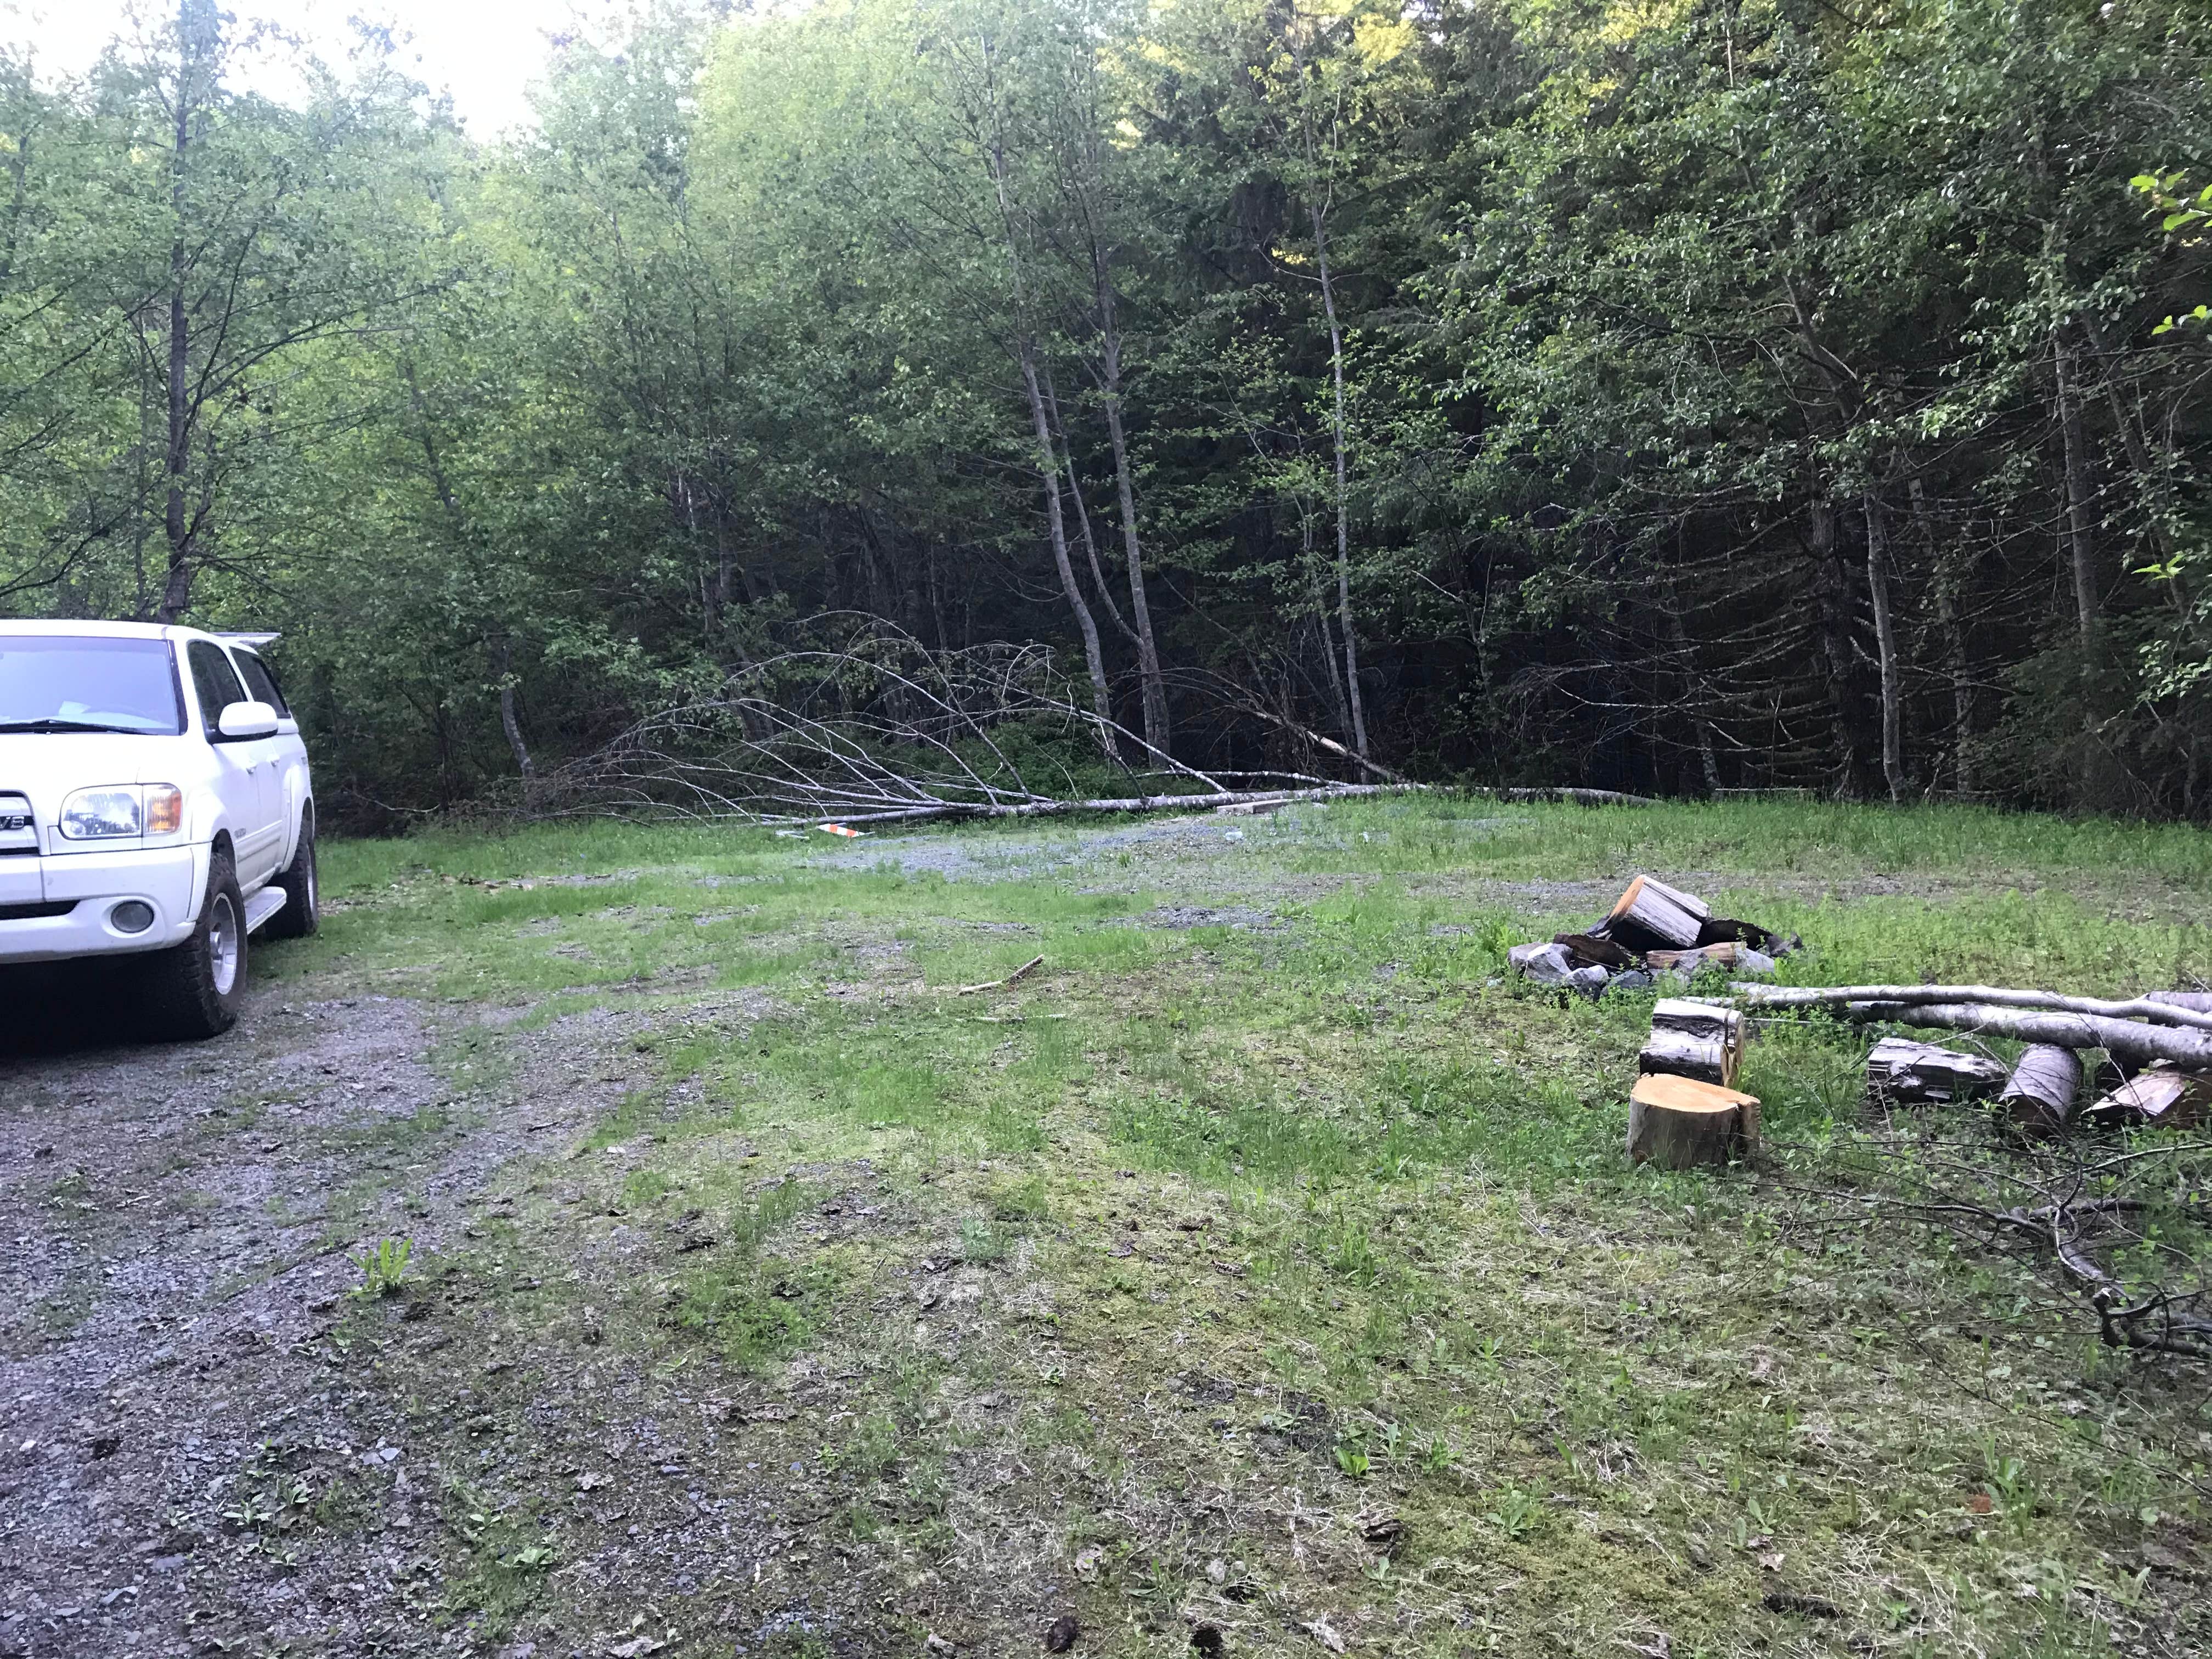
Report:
2000,1044,2083,1138
1865,1037,2010,1106
1628,1073,1761,1169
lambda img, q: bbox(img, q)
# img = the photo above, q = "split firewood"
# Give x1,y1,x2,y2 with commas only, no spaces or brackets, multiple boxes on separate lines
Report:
1865,1037,2010,1105
1697,917,1798,956
1600,875,1711,953
2083,1065,2212,1129
1628,1073,1761,1169
1734,982,2212,1039
2001,1045,2083,1138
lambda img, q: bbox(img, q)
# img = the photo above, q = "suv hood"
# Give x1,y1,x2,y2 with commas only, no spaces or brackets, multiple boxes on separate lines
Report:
0,733,193,814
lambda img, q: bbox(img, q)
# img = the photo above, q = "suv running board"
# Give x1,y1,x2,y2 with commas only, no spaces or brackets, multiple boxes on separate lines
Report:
244,887,288,933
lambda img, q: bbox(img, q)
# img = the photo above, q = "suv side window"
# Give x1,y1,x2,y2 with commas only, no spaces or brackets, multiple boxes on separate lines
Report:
231,650,289,717
187,640,248,736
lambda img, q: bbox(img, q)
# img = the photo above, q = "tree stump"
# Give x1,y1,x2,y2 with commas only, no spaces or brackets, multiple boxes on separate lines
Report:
1865,1037,2010,1105
1628,1073,1761,1169
2000,1044,2082,1138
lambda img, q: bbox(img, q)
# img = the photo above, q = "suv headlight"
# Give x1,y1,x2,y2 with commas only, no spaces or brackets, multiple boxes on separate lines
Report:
59,784,183,840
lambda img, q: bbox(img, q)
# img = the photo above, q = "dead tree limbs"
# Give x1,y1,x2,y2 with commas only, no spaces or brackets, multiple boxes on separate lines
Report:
541,635,1408,826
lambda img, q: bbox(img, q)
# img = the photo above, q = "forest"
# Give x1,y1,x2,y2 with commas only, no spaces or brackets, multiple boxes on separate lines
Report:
0,0,2208,825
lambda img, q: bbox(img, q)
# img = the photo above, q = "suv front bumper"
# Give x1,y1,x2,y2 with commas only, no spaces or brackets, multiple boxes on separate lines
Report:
0,843,205,963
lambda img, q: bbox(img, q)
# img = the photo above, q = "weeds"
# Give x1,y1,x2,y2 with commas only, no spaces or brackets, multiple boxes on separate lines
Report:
353,1236,412,1297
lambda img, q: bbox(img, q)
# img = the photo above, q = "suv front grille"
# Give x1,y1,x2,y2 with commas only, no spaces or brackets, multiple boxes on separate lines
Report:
0,793,32,854
0,900,73,921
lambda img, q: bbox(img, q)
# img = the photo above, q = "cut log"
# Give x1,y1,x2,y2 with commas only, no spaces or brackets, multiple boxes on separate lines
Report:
1602,876,1709,953
1649,941,1739,972
2083,1065,2212,1128
1651,998,1744,1046
2000,1045,2083,1138
1826,1001,2212,1071
1638,1029,1734,1087
1697,917,1796,956
1865,1037,2010,1105
1734,982,2212,1039
1646,998,1745,1086
1628,1073,1761,1169
1554,932,1640,970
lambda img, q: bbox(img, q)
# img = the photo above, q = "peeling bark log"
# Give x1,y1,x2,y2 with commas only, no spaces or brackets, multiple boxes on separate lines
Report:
1865,1037,2010,1105
2002,1045,2084,1138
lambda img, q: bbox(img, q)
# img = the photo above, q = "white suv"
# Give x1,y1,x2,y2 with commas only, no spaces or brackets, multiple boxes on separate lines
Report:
0,620,317,1037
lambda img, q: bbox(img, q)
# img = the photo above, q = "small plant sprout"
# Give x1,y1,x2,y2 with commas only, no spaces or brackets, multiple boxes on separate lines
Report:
354,1237,413,1297
1333,1427,1371,1479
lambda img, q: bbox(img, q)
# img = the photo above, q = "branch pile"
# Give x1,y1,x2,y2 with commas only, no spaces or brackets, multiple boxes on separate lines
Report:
1740,978,2212,1359
536,631,1401,825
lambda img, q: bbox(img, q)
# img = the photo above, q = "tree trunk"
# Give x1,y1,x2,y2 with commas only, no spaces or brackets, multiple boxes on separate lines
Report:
494,635,534,781
1910,478,1976,795
1092,256,1170,758
156,12,198,624
1808,497,1872,796
977,34,1119,765
2056,330,2100,648
1664,594,1721,793
1310,201,1366,760
1863,492,1905,802
1736,981,2212,1037
1021,347,1119,762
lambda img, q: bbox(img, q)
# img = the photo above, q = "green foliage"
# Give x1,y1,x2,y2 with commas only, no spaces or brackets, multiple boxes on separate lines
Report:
3,1,2209,819
353,1236,413,1297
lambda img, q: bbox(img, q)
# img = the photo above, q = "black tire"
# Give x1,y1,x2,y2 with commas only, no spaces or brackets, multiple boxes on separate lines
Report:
142,850,247,1040
264,808,318,940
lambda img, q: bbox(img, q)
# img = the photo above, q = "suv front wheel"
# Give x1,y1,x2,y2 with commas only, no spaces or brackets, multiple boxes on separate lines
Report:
142,850,247,1039
264,809,318,939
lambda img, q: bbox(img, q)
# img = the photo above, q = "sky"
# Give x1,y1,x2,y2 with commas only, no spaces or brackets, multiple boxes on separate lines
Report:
0,1,606,136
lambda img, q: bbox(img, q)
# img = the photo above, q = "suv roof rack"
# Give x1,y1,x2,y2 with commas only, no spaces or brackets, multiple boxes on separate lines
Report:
213,631,281,647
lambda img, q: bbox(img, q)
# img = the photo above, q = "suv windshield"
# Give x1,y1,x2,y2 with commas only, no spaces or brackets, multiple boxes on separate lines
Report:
0,636,185,735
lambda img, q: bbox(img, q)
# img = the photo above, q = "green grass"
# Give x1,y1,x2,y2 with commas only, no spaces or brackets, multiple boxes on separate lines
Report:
298,794,2212,1657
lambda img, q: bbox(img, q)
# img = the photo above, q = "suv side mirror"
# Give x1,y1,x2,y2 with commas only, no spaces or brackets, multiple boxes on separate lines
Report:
217,700,279,740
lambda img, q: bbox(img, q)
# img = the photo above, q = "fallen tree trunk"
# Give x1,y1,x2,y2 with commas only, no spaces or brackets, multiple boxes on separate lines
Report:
1481,787,1658,808
1734,982,2212,1039
1830,1001,2212,1069
813,782,1407,827
2001,1045,2083,1138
